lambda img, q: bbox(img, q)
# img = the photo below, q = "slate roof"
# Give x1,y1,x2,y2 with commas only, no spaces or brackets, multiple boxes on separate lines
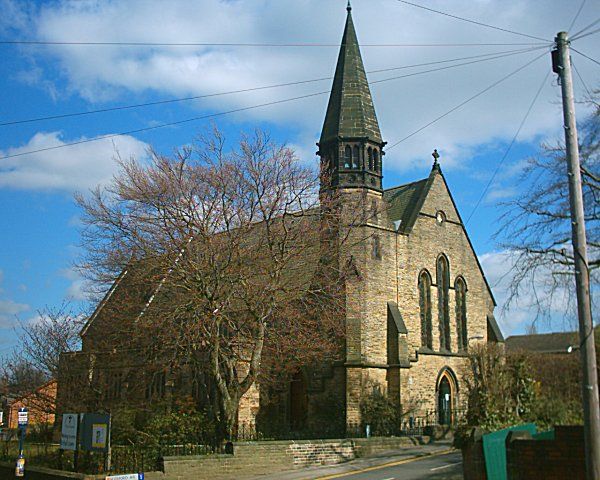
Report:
80,214,323,338
383,178,429,232
505,331,579,354
320,5,382,144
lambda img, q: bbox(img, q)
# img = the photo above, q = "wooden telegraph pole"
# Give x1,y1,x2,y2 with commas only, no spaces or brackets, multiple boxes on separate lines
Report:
553,31,600,480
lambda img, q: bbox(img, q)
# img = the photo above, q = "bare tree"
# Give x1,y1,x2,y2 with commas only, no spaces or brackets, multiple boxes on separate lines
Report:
497,95,599,324
75,128,353,440
15,303,84,379
0,304,84,419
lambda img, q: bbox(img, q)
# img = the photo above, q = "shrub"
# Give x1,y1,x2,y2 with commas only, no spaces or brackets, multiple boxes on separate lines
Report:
359,388,400,436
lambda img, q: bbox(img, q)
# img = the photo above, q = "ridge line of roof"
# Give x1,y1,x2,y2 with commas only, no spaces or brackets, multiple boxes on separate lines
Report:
383,176,429,193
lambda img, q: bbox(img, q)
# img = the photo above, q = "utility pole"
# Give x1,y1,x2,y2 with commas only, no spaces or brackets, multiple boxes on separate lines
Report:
553,31,600,480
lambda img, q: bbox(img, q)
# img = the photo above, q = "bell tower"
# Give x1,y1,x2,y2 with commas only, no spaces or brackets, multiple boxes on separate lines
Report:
318,2,386,192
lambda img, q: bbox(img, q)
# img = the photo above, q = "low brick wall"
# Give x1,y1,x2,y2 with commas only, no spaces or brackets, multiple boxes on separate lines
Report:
506,425,585,480
460,428,487,480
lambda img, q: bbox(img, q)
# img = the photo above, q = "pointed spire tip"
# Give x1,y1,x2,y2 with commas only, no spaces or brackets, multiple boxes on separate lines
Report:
347,1,352,13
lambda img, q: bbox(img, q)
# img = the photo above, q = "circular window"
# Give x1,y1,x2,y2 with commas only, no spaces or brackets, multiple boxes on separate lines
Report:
436,211,446,225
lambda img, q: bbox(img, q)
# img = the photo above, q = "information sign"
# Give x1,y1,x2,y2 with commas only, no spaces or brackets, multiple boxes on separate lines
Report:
80,413,110,452
60,413,79,450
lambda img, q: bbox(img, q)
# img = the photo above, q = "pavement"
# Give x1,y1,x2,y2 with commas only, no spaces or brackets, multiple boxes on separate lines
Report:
247,440,459,480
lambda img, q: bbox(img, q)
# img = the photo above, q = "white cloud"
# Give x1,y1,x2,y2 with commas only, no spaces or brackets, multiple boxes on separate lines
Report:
485,185,518,202
60,268,88,301
479,250,580,336
0,131,149,191
0,299,30,328
7,0,595,175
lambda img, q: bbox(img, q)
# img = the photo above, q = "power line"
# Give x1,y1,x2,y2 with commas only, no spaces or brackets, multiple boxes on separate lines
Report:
0,48,547,161
394,0,550,43
571,26,600,42
573,61,594,99
571,47,600,68
370,47,545,85
0,40,548,47
386,50,548,150
0,46,544,128
568,0,587,33
571,16,600,39
465,69,551,226
0,91,330,160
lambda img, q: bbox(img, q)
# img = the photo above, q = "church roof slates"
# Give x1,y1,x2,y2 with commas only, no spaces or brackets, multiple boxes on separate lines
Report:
320,8,382,144
383,178,429,232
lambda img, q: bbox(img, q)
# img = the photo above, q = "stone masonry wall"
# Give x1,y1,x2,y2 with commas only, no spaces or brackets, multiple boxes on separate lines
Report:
340,170,496,422
395,173,494,412
148,437,426,480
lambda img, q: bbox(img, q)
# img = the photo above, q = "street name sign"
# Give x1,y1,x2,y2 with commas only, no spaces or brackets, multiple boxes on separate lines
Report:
60,413,78,450
105,474,144,480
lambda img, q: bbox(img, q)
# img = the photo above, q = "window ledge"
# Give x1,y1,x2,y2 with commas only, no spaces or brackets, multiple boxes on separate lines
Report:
417,347,468,358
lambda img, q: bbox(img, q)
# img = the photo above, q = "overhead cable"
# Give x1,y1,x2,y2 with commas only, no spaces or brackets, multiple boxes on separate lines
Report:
568,0,587,33
571,16,600,39
571,26,600,42
465,69,551,225
572,61,594,99
394,0,550,42
571,48,600,68
0,46,544,128
0,91,330,160
0,40,548,47
0,49,547,160
386,50,548,150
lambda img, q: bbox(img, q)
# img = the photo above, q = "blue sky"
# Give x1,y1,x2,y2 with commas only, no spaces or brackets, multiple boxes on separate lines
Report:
0,0,599,354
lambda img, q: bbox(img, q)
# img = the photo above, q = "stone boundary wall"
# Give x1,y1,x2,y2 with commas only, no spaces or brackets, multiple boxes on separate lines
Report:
156,436,429,480
289,439,355,467
0,436,430,480
506,426,585,480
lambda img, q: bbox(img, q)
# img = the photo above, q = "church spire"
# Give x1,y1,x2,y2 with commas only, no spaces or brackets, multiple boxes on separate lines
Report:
318,5,385,192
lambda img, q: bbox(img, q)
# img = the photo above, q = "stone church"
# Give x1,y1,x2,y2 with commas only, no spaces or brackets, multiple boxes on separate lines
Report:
57,5,504,436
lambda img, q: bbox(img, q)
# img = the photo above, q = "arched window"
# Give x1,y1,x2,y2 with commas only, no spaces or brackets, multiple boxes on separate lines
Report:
344,145,352,169
373,149,379,172
419,270,433,349
367,147,373,170
437,255,451,351
455,277,468,351
372,235,382,260
353,145,360,169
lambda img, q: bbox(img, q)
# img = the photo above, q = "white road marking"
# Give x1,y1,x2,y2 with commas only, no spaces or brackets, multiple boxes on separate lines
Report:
380,478,395,480
430,461,462,471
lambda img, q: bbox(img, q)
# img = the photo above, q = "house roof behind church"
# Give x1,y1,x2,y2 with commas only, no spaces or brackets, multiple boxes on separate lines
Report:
506,331,579,354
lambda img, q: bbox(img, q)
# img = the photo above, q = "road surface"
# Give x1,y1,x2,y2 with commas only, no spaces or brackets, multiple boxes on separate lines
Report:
314,450,463,480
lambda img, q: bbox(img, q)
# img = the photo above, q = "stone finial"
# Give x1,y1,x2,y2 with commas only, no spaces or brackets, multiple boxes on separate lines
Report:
347,1,352,12
432,149,440,167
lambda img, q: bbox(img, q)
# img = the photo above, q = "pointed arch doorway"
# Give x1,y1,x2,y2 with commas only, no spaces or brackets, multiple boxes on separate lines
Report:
436,368,457,425
289,371,308,431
